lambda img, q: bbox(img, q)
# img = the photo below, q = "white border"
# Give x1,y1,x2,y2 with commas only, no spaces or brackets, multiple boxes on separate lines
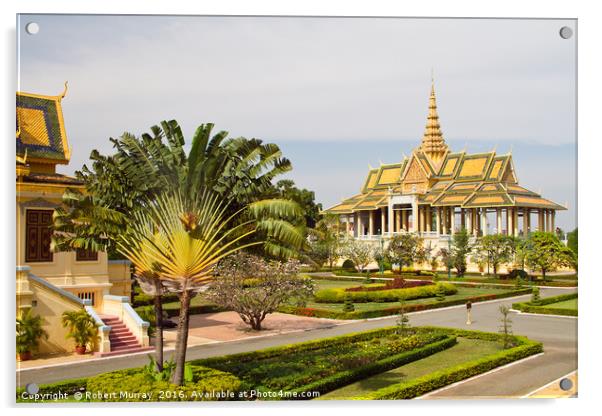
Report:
3,1,599,415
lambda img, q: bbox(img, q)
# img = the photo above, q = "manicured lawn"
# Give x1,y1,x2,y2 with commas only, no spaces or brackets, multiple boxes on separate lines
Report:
319,337,503,399
539,298,577,310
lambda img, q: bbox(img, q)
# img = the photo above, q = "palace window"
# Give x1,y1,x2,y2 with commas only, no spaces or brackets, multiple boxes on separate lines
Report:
76,248,98,262
25,209,53,262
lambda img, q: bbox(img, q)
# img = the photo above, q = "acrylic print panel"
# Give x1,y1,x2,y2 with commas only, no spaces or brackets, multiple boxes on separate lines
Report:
16,15,577,402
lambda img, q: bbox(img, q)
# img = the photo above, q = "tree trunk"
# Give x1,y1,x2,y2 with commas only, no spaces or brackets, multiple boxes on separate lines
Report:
251,316,262,330
172,289,192,386
153,288,164,373
542,269,547,282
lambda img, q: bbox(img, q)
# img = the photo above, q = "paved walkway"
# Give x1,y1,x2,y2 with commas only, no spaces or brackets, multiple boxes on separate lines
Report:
17,287,577,398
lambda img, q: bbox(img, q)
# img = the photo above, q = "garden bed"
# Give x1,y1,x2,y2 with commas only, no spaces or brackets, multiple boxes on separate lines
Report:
314,283,456,303
16,326,541,402
281,281,532,319
512,293,578,316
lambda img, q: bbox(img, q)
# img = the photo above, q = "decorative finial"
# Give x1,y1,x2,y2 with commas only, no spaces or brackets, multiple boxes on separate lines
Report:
509,144,513,154
492,144,497,153
462,142,468,152
419,74,448,165
59,81,68,100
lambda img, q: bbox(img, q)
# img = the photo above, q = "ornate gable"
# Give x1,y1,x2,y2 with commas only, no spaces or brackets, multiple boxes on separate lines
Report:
401,155,429,194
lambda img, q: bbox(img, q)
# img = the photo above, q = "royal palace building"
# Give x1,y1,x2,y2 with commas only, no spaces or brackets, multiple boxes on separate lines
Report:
324,81,566,251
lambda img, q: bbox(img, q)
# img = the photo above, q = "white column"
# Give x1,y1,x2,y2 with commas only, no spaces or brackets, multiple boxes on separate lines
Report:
481,208,488,236
369,211,374,237
387,201,394,237
551,210,556,233
513,207,519,236
426,206,432,232
496,208,502,235
435,207,441,236
450,206,456,235
524,208,531,235
411,198,418,233
356,212,362,237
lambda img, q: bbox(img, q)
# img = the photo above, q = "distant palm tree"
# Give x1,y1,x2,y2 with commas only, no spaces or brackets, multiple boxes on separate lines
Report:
117,190,302,385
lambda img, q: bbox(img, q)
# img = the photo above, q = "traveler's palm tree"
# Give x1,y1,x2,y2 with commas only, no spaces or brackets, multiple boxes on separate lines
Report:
117,190,301,385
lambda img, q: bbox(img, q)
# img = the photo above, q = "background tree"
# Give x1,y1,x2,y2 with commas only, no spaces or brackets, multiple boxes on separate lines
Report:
450,228,471,276
266,179,322,228
523,232,575,281
341,238,374,274
385,233,426,270
478,234,515,277
567,227,578,257
307,213,343,269
207,252,314,330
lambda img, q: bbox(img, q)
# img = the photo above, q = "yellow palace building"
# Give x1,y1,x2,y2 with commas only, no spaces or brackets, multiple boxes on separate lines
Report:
324,81,566,252
16,85,150,357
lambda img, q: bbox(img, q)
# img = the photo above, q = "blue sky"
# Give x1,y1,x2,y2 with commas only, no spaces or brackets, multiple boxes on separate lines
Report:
17,15,577,230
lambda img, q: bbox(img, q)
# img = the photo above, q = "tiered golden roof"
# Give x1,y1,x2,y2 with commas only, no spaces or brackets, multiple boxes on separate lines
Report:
324,79,566,215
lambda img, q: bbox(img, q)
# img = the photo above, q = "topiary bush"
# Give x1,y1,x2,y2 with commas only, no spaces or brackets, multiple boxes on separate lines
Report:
85,366,241,401
314,283,458,304
342,259,356,271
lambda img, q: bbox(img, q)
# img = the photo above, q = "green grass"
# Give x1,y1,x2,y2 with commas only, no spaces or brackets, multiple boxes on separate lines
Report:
300,282,512,313
539,298,577,310
319,337,503,399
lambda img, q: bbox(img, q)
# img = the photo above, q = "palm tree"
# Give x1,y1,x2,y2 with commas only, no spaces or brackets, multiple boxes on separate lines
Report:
16,309,48,360
117,190,302,385
61,310,98,354
52,120,305,371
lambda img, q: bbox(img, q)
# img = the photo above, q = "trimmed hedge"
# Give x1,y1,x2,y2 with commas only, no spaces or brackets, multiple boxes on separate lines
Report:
280,288,533,320
357,327,543,400
85,366,241,402
512,293,577,317
314,283,457,303
287,336,457,398
17,378,88,402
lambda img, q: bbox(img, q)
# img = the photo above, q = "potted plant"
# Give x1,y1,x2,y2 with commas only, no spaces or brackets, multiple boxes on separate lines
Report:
61,310,98,354
16,309,48,361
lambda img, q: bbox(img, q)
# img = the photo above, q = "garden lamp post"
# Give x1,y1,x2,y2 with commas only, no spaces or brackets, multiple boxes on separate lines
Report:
466,301,472,325
447,236,452,280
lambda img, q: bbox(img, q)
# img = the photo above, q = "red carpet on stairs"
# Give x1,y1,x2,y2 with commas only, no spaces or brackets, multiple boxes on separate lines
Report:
96,315,154,357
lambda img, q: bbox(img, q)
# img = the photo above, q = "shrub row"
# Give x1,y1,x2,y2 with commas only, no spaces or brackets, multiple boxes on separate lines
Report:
286,336,457,398
345,278,433,292
280,288,533,320
195,326,408,368
314,283,457,304
512,293,577,316
85,366,241,402
17,378,88,402
360,332,543,399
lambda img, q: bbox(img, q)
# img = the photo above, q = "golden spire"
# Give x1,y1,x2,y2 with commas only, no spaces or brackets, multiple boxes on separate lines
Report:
419,77,449,164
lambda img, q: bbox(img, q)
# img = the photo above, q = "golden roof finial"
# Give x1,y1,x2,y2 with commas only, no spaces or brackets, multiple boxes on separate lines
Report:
419,74,449,164
59,81,68,100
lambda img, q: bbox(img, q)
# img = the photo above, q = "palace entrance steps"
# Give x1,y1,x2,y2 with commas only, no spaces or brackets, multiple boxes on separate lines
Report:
96,314,153,357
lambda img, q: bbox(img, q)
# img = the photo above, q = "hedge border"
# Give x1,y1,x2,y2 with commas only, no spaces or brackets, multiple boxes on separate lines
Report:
512,293,578,317
287,336,457,398
356,327,543,400
314,283,457,304
280,288,533,320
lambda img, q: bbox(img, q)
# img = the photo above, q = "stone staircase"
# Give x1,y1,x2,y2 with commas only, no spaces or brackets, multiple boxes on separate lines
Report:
97,314,153,357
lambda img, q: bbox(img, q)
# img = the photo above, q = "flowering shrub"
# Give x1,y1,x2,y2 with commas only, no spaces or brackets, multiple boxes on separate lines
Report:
315,283,457,303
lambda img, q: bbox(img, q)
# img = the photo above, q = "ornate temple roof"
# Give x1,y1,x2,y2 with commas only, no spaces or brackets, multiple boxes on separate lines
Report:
16,83,71,165
324,80,566,214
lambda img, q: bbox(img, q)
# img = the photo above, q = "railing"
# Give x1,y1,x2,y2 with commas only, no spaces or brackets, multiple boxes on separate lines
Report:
102,295,150,347
85,305,112,353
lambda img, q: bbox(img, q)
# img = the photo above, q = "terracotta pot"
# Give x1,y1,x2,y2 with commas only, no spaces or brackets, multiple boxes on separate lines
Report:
18,351,32,361
75,345,87,355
